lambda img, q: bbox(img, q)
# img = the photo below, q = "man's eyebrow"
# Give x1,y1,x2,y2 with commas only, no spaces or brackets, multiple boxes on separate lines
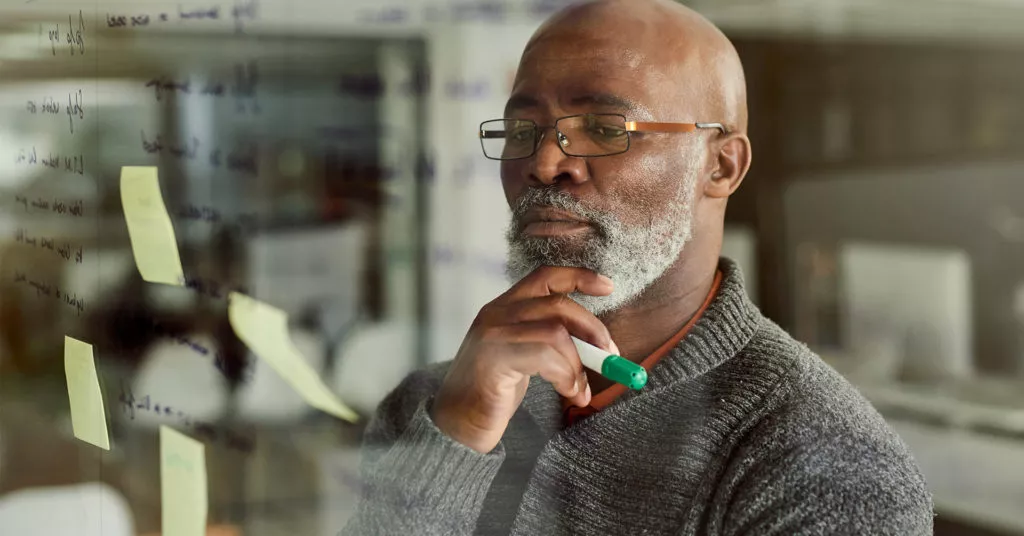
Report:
569,93,638,112
504,94,539,116
503,93,641,117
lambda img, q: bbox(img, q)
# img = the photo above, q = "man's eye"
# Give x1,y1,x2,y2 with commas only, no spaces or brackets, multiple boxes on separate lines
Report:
587,123,626,139
508,128,534,142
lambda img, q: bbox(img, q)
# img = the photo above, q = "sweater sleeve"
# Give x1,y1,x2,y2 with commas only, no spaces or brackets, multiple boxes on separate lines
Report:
720,431,934,536
340,370,506,536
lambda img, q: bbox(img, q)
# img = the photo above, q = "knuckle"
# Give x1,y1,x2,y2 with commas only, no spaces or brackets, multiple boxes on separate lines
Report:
540,321,569,340
470,306,491,328
473,302,506,328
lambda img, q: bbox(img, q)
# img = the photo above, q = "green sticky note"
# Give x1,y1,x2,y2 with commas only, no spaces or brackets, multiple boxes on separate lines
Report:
64,336,110,450
161,426,208,536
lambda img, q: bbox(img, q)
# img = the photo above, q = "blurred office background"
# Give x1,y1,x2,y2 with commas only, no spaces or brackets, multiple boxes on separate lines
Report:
0,0,1022,534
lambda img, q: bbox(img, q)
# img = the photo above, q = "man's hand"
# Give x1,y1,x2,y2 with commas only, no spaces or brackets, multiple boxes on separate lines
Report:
431,266,618,453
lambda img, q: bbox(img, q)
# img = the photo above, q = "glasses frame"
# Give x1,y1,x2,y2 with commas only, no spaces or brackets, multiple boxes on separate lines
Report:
478,113,727,161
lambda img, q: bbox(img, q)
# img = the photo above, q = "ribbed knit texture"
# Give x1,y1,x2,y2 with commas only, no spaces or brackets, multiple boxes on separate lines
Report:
341,258,934,535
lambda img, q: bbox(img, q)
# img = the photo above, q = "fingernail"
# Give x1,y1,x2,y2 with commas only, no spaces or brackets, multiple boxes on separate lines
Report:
584,383,592,404
609,340,620,356
597,274,613,287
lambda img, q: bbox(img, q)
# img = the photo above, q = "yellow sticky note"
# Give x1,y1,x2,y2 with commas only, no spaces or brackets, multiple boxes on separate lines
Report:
161,426,208,536
64,336,110,450
228,292,359,422
120,166,185,286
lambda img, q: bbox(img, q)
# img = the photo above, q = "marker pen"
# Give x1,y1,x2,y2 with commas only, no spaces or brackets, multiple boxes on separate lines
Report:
571,336,647,391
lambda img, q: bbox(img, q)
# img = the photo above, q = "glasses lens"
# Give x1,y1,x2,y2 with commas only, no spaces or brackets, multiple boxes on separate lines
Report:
480,119,536,160
557,114,629,157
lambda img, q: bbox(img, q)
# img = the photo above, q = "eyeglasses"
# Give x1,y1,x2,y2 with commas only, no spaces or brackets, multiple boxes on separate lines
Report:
479,113,726,161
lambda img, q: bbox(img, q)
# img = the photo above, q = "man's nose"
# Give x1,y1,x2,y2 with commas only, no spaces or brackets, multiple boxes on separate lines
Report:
528,129,587,186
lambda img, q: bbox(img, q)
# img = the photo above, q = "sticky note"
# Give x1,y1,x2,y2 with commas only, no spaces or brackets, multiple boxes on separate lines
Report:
161,426,208,536
64,336,110,450
228,292,359,422
120,166,184,286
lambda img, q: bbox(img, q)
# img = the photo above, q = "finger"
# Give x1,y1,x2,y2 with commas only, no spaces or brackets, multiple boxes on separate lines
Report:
501,265,613,302
504,294,615,352
493,321,586,400
571,370,591,408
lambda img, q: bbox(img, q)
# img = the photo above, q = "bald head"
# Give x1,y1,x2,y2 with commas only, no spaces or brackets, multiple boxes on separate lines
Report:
524,0,748,133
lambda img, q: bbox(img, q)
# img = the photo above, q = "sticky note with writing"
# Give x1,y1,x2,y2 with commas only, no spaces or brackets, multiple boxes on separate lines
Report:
64,336,110,450
120,166,185,286
228,292,359,423
161,426,208,536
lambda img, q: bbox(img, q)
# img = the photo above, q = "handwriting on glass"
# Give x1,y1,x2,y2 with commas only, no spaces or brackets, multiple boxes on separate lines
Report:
15,147,85,176
444,79,490,101
105,13,150,27
337,70,430,99
139,313,255,381
25,90,84,135
529,0,576,18
66,11,85,54
120,383,256,453
107,0,257,32
140,131,258,177
45,11,85,55
182,275,250,300
232,60,259,113
15,228,83,264
66,89,84,134
24,96,59,114
145,61,258,112
357,6,408,24
47,22,59,55
231,0,259,32
176,204,258,235
448,1,507,22
358,2,510,24
13,271,86,315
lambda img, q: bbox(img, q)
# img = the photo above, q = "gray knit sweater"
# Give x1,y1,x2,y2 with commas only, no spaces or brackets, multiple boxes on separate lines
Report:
342,259,933,535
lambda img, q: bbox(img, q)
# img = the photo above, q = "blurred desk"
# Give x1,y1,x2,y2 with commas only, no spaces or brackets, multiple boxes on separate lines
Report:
890,419,1024,534
835,371,1024,534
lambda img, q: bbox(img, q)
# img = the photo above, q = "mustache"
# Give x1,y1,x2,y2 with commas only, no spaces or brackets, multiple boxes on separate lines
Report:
510,187,600,230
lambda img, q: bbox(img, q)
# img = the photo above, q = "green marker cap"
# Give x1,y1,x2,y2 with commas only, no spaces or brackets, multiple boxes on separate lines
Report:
601,354,648,391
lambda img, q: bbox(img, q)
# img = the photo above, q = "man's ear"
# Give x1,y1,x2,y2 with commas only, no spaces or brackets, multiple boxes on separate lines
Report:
705,133,751,199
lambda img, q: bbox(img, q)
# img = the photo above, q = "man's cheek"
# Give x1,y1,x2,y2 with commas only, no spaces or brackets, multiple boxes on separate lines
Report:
500,163,525,202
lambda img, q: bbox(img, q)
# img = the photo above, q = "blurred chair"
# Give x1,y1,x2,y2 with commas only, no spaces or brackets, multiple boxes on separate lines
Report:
0,482,134,536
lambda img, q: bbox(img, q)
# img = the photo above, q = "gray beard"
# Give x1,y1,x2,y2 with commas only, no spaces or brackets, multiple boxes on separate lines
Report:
505,178,696,316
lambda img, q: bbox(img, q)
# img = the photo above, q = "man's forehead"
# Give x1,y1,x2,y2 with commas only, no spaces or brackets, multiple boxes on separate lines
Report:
509,37,670,117
519,34,650,77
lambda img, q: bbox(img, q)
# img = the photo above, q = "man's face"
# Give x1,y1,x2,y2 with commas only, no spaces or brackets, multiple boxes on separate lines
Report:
503,30,709,315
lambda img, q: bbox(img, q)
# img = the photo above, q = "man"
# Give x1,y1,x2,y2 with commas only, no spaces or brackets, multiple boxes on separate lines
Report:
343,0,933,534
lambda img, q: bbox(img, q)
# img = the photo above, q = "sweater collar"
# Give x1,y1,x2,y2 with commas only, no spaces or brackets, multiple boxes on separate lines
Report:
521,257,763,430
642,257,762,389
